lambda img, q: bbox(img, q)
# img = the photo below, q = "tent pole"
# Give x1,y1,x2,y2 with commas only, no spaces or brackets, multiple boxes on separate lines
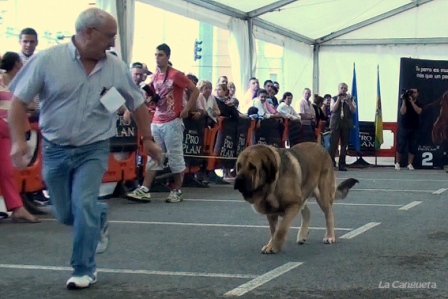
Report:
313,44,320,94
247,18,254,79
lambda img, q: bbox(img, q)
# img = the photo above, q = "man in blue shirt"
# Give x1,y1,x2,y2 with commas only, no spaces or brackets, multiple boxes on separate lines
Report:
8,8,162,289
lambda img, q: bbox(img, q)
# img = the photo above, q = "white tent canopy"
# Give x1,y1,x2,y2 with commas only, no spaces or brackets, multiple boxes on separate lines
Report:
100,0,447,122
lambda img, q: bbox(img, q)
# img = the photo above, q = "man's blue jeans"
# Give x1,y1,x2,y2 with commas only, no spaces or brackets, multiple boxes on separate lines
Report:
42,138,109,277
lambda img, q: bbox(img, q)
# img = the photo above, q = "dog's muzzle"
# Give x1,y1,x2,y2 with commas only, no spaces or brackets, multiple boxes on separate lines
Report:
234,174,254,200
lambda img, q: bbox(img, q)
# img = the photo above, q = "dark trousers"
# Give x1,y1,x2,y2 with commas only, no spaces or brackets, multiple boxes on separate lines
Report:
329,126,350,166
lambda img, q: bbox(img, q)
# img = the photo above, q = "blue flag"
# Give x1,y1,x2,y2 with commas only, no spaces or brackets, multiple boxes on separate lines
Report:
350,63,361,153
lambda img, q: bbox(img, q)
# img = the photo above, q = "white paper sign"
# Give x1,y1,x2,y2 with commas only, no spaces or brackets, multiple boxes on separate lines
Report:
100,87,125,113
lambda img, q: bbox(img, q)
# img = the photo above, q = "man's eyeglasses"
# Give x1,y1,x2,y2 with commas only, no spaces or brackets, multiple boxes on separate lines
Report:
92,27,116,39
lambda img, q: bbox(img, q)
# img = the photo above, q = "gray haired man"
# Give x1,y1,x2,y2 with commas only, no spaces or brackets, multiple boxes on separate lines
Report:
8,8,162,289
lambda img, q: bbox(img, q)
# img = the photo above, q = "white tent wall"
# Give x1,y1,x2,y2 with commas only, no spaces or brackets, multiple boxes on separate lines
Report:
283,38,313,102
97,0,135,65
318,43,448,124
253,26,314,100
336,0,447,40
318,0,448,124
228,18,255,102
137,0,230,29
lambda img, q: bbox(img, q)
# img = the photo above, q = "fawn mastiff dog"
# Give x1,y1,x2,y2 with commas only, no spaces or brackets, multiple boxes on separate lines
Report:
234,142,358,254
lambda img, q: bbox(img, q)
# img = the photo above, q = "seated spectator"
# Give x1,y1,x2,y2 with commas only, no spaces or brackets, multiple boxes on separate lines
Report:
252,89,278,118
277,92,300,120
214,84,239,119
212,76,228,97
197,80,220,127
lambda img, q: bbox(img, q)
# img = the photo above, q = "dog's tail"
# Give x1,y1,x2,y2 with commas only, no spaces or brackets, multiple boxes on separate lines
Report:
335,178,359,200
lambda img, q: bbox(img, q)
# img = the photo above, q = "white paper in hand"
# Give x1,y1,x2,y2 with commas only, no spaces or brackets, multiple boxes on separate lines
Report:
100,87,125,113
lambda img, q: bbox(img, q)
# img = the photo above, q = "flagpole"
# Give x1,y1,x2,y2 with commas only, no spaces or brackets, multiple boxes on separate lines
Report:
348,62,370,168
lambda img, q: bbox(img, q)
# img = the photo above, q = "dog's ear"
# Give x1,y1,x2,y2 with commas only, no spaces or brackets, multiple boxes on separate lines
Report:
262,154,278,184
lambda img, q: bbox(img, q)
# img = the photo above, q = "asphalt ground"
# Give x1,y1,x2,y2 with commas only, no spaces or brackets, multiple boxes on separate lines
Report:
1,167,448,299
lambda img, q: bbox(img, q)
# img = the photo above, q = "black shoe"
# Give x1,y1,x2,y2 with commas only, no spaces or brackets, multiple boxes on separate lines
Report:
338,166,347,171
207,172,230,185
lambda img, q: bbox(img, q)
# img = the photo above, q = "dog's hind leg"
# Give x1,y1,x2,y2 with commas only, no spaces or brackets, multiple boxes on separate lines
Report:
316,185,336,244
321,204,335,244
262,204,299,254
297,203,310,245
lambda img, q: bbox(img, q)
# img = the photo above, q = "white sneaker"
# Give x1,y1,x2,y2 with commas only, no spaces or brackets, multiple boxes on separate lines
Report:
395,163,400,170
166,189,184,203
126,186,151,202
407,164,414,170
66,272,97,289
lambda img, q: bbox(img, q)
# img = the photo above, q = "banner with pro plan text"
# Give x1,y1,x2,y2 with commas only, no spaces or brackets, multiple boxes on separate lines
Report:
398,58,447,169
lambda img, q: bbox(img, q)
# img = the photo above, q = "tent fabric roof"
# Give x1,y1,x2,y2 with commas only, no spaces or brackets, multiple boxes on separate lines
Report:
178,0,443,45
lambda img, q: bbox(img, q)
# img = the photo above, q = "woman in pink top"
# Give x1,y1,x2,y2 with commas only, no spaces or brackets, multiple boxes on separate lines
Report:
0,52,38,222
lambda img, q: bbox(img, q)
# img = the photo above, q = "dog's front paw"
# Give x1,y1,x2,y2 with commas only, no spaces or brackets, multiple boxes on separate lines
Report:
261,244,277,254
261,240,281,254
297,238,307,245
322,236,336,244
297,231,309,245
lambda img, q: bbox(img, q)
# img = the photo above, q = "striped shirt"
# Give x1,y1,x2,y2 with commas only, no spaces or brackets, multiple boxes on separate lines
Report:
9,40,145,146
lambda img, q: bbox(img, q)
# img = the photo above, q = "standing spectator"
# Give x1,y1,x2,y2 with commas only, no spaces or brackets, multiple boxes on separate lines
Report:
0,52,38,223
228,81,241,109
269,85,279,108
312,94,328,145
298,88,316,124
395,88,422,170
217,75,228,86
8,8,162,289
328,83,357,171
18,28,38,65
18,28,39,110
273,81,280,93
228,81,237,100
263,80,273,95
322,94,332,130
130,62,145,86
213,76,228,97
183,73,203,120
241,77,259,114
312,94,328,129
141,63,152,83
126,43,198,203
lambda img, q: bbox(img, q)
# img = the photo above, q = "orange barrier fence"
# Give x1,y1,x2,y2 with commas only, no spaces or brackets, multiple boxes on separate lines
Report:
13,121,44,194
4,117,400,202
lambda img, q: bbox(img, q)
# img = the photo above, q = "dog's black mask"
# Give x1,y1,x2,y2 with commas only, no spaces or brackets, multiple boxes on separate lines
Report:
234,174,255,200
